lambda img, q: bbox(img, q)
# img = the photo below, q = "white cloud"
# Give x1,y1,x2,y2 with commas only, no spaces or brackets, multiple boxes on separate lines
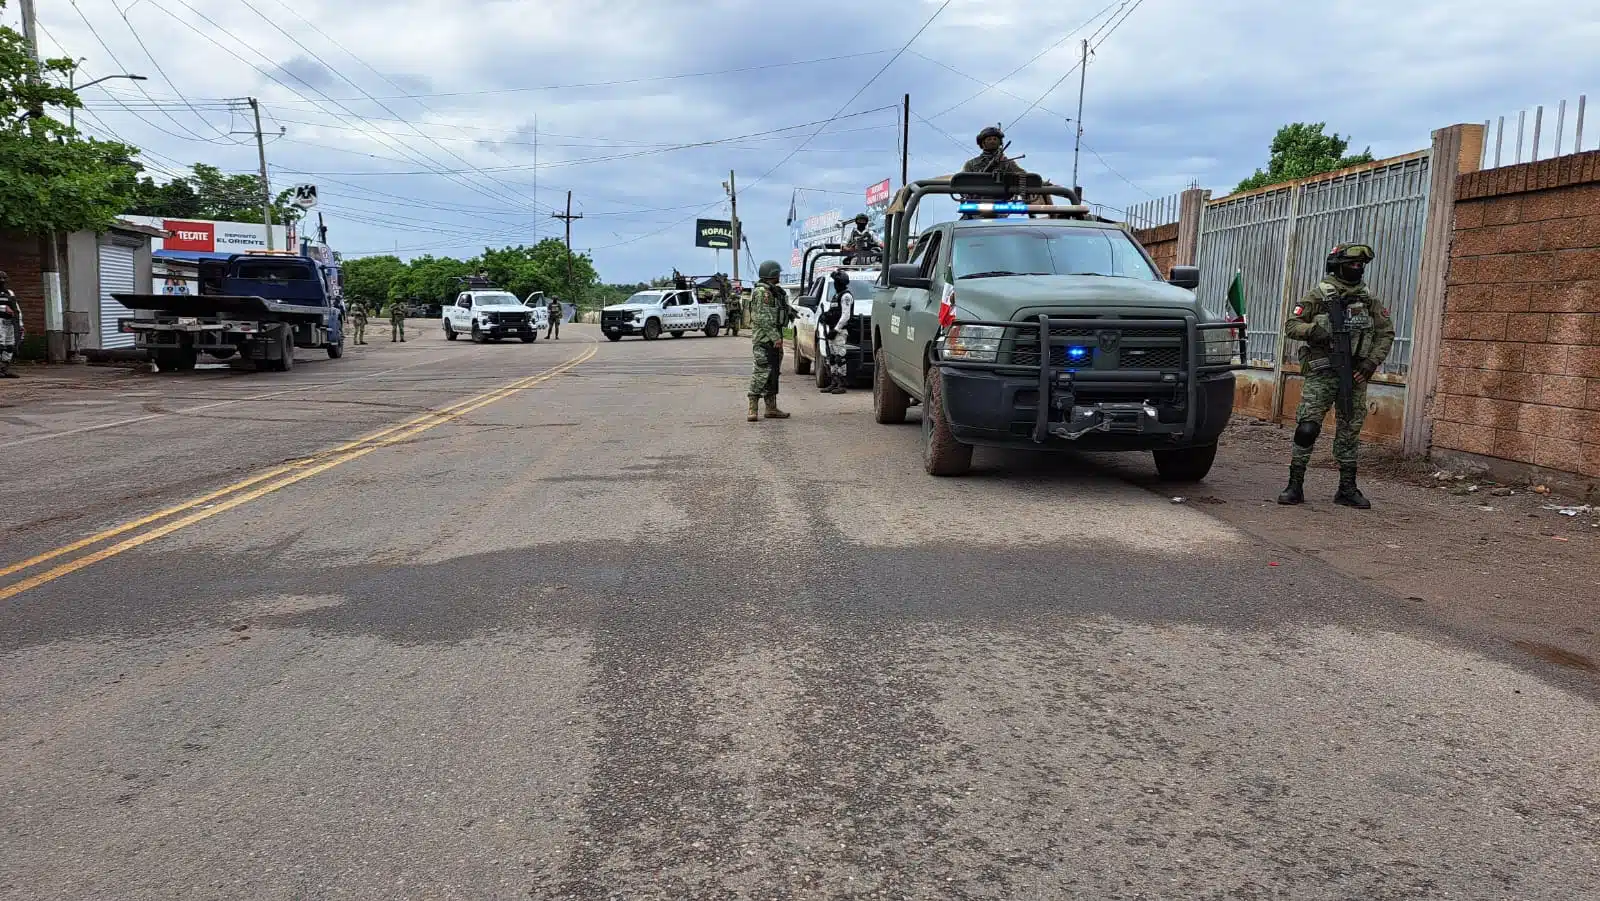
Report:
12,0,1598,280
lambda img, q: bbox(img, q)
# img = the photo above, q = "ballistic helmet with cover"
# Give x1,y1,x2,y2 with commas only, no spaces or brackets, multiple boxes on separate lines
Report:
854,212,869,226
1325,243,1374,283
976,125,1004,147
758,259,782,281
830,268,851,291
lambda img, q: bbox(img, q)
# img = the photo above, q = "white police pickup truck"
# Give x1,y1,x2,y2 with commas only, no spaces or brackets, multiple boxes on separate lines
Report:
599,288,725,341
442,288,541,343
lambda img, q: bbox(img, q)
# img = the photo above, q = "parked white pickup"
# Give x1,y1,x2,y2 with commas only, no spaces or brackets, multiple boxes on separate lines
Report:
442,289,541,343
599,289,725,341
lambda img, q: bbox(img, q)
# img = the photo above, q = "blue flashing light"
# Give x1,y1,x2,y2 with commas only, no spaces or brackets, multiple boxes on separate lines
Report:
1065,345,1090,361
956,201,1031,213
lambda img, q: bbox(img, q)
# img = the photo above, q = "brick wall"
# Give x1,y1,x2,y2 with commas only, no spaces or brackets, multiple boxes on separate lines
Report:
1431,149,1600,479
0,231,49,340
1132,222,1179,276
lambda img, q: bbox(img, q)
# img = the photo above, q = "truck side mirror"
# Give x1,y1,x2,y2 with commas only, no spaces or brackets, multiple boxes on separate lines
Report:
887,263,931,290
1167,265,1200,290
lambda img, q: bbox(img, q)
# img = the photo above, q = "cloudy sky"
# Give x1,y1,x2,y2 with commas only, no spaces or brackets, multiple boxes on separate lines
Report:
11,0,1599,282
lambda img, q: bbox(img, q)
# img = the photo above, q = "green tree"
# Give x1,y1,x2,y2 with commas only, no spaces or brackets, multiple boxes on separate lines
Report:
121,162,302,225
1234,122,1374,193
341,254,405,306
388,255,472,306
471,238,598,303
0,3,140,234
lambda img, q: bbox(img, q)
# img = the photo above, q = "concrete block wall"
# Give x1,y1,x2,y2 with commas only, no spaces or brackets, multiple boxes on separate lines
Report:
1131,222,1179,276
1430,149,1600,479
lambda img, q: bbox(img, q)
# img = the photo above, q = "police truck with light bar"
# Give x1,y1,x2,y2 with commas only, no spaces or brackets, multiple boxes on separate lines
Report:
869,170,1246,479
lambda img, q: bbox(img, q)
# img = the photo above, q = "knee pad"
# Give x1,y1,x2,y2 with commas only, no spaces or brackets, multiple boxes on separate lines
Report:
1293,420,1321,448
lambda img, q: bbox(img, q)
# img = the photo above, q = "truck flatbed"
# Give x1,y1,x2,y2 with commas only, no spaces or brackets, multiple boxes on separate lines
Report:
111,293,331,322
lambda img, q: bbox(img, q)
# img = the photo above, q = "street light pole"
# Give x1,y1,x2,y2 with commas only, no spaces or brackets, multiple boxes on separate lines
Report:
67,70,148,130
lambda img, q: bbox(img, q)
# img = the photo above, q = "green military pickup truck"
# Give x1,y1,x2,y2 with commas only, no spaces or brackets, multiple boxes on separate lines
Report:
869,171,1246,479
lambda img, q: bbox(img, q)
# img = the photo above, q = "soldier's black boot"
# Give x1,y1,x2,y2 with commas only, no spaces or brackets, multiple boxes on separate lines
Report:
1277,464,1306,505
1334,465,1371,508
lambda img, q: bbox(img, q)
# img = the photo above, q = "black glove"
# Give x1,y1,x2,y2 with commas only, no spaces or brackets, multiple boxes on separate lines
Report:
1356,360,1378,381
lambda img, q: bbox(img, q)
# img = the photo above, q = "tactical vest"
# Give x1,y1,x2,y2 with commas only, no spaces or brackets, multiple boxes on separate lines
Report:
1299,279,1378,365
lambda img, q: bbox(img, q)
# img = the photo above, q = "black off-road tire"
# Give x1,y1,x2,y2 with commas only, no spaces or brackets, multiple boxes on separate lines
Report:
922,365,972,475
1153,443,1218,482
872,344,908,424
643,319,662,340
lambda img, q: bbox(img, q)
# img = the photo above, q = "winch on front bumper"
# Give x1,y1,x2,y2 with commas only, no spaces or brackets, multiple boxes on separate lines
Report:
933,313,1248,451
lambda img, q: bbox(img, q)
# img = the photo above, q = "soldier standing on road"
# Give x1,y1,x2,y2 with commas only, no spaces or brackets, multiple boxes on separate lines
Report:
1278,243,1394,509
349,299,369,345
389,300,406,342
0,270,22,378
819,268,853,394
546,296,562,339
746,260,792,422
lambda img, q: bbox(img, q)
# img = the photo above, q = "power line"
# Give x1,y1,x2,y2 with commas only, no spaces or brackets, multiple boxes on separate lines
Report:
1007,0,1146,130
922,0,1124,122
270,106,899,177
234,0,558,217
112,0,237,144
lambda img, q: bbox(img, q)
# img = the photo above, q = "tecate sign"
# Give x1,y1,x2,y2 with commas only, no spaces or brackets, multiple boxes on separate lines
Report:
866,179,891,206
163,221,215,252
119,215,287,254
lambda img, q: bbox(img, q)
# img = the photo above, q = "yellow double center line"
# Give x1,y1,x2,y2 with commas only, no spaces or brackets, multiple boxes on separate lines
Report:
0,346,596,602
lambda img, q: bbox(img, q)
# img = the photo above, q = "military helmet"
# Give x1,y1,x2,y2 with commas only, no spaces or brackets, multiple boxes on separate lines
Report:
758,260,782,280
830,267,851,288
854,212,869,225
977,125,1004,147
1325,243,1375,279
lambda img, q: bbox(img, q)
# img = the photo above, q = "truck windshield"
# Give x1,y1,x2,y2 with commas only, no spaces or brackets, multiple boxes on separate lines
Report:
953,226,1158,281
624,292,664,305
475,292,520,305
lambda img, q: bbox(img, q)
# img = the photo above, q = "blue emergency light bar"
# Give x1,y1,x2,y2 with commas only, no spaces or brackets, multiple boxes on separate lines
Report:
957,201,1031,213
1065,345,1090,361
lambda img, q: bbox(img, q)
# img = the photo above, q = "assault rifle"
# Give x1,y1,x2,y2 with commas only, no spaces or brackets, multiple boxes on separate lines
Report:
1324,292,1355,420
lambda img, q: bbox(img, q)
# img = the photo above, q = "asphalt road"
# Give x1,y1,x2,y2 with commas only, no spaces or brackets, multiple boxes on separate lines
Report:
2,323,1596,900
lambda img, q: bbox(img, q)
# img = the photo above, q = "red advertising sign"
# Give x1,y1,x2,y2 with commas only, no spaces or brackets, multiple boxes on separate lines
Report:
163,220,215,252
865,179,891,206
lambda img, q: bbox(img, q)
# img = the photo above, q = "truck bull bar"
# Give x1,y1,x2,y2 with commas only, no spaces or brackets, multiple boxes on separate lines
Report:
934,313,1249,444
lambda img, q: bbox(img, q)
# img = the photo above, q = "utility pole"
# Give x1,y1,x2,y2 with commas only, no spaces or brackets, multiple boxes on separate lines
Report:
248,98,275,250
550,191,582,301
725,171,740,288
1072,39,1088,193
19,0,66,362
901,93,910,188
532,114,538,242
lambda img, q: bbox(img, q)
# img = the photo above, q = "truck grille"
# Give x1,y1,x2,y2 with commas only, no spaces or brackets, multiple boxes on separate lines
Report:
601,310,633,327
1002,325,1186,370
487,311,528,325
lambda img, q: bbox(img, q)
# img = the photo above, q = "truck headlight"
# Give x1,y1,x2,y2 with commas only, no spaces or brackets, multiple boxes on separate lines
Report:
943,324,1003,363
1202,325,1238,365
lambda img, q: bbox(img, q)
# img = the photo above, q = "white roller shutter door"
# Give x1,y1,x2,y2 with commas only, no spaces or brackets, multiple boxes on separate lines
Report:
97,244,137,349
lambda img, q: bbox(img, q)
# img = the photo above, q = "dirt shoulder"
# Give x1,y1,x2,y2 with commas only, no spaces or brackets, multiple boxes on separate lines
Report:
1137,417,1599,676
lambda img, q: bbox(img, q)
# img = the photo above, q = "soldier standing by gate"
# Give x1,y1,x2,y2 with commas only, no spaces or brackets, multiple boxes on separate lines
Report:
745,260,792,422
1277,243,1394,509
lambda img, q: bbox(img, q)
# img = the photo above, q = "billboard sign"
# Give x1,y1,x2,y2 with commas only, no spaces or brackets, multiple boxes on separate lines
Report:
694,218,735,249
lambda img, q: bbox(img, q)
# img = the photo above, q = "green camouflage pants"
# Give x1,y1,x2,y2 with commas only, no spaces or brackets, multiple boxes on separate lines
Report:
391,317,405,341
352,319,366,343
749,340,781,398
1293,373,1369,467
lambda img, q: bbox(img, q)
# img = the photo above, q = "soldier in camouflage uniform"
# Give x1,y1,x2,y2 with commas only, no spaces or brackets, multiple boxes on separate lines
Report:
349,299,369,344
547,295,562,339
389,300,406,342
962,126,1027,176
0,270,22,378
1278,243,1394,509
746,260,792,422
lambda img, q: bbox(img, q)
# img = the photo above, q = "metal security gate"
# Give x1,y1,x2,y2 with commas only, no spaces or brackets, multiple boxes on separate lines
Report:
1195,152,1432,379
97,243,136,349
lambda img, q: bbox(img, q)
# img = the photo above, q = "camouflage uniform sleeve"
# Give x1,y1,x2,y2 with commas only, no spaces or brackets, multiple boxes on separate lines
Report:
1362,294,1396,371
1283,288,1324,343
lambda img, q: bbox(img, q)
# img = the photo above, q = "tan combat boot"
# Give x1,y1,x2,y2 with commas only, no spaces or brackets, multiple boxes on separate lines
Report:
763,396,790,419
747,397,760,422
